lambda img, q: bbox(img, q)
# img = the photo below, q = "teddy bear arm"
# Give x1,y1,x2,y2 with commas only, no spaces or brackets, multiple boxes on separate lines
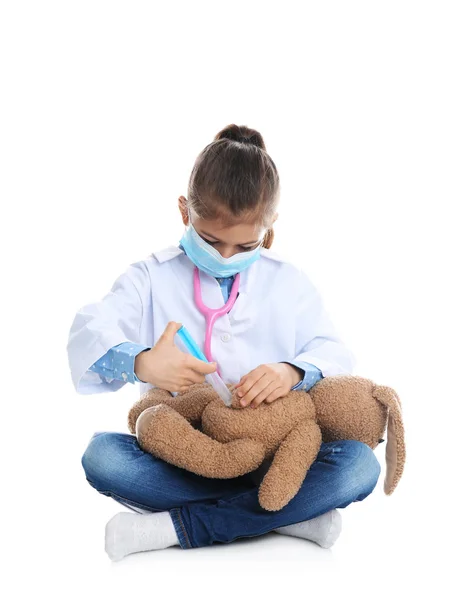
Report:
161,383,220,423
258,419,322,511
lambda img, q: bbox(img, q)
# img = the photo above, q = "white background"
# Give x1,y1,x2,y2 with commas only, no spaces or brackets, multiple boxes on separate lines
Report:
1,1,469,598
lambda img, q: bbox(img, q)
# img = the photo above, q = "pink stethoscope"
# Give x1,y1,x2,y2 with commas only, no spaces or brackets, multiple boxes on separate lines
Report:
193,266,240,373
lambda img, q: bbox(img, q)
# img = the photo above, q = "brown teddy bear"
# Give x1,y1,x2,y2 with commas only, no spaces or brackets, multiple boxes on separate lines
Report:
127,375,405,511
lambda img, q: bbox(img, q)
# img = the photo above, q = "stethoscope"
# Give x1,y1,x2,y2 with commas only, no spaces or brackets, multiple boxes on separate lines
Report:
193,266,240,373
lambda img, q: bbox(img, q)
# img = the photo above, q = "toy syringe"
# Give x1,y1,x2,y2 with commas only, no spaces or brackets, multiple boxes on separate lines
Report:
175,325,232,407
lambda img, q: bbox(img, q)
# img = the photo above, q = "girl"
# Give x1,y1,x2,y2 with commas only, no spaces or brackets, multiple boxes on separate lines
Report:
67,124,380,561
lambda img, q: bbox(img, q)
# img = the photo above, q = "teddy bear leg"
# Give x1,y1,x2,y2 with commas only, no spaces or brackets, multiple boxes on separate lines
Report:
258,419,322,512
136,404,266,479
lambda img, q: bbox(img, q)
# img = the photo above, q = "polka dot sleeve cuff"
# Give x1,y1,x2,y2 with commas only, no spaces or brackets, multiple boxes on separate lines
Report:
285,360,324,392
88,341,151,385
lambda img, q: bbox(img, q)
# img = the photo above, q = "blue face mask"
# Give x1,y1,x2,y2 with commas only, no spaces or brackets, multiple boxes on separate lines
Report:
179,222,263,278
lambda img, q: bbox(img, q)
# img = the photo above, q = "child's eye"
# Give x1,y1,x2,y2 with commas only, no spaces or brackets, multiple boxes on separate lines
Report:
203,237,256,251
201,237,217,246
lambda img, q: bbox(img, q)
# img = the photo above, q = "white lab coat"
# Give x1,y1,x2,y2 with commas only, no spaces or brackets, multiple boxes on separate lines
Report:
67,245,356,395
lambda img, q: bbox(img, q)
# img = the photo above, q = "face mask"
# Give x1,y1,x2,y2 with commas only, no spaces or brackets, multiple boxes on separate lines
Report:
179,221,264,278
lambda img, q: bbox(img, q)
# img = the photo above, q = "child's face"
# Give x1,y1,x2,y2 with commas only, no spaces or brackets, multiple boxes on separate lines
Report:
179,196,276,258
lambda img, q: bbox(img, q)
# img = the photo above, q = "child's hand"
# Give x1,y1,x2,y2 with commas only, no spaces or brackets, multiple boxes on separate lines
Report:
233,363,303,408
134,321,217,393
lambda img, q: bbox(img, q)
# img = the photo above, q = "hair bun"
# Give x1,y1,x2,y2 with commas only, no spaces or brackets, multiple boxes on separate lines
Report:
214,124,266,151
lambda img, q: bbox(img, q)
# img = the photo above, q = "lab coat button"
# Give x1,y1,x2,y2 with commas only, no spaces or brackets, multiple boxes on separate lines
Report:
221,333,231,342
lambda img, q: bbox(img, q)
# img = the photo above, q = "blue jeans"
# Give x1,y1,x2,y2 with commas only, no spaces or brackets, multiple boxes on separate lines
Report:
81,432,381,549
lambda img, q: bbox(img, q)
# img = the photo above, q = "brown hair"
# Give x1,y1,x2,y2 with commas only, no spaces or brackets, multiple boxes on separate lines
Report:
186,124,280,249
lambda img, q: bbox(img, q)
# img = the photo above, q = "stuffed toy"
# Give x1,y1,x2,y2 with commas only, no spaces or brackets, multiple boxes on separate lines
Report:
127,375,405,511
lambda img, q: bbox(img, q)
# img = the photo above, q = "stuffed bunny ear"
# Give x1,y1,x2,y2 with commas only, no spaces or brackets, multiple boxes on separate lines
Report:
372,385,406,494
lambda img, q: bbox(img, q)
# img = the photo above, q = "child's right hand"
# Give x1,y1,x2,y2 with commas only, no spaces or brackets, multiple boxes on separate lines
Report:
134,321,217,393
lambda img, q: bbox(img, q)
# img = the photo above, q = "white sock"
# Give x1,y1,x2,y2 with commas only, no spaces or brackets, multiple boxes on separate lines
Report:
105,511,180,561
274,509,342,549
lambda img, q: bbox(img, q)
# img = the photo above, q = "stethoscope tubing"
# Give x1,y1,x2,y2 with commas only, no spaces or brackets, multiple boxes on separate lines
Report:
193,266,241,367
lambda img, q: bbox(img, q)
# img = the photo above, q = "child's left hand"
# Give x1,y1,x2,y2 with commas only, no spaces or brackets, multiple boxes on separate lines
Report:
233,363,303,408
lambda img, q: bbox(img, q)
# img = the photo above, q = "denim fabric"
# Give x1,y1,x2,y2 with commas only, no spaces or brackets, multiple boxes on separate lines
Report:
81,431,381,549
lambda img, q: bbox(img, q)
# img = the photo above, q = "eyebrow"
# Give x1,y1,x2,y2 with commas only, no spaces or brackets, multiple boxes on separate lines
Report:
199,230,260,245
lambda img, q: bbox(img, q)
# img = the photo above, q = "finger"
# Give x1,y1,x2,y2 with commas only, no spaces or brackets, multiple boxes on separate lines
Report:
181,375,200,387
186,356,218,375
173,378,194,390
240,374,270,407
251,381,282,408
176,374,201,391
264,385,286,404
236,367,266,398
159,321,183,343
185,369,206,385
235,374,256,399
234,374,248,389
182,366,209,384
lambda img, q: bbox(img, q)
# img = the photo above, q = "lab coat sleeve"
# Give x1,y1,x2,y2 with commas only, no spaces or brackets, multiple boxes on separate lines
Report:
292,270,356,377
66,262,150,395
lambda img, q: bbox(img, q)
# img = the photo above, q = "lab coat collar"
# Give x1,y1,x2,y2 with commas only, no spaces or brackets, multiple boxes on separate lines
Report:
151,245,289,333
152,245,185,263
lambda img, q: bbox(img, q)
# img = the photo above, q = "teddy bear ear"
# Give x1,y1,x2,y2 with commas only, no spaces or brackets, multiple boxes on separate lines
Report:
373,385,406,494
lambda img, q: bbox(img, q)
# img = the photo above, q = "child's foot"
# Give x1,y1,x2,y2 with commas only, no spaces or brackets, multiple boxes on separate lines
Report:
274,509,342,549
105,511,179,561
